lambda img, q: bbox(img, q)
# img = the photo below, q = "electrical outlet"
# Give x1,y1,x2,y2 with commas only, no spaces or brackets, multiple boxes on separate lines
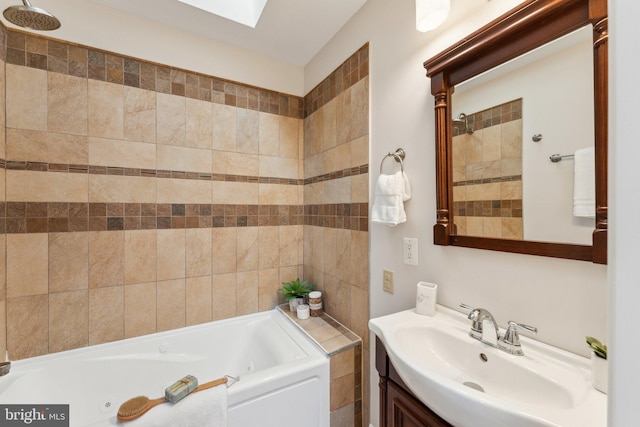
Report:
383,269,394,294
403,237,419,265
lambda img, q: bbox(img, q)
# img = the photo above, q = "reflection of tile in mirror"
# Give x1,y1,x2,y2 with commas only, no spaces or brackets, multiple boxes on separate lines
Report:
503,218,524,240
501,119,522,158
452,136,466,167
453,98,523,238
466,217,483,236
466,132,483,164
483,217,502,238
482,126,501,162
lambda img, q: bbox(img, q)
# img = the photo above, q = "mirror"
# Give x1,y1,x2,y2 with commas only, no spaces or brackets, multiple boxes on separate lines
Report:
423,0,608,263
451,26,594,244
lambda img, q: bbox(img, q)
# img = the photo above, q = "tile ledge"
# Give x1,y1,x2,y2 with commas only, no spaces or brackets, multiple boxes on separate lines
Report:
276,304,361,356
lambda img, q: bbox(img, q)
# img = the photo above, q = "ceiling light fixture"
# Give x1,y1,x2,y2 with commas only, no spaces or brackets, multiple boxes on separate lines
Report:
416,0,450,32
177,0,268,28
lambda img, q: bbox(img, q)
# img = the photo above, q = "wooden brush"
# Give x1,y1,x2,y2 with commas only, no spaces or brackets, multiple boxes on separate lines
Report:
117,395,168,422
117,376,229,422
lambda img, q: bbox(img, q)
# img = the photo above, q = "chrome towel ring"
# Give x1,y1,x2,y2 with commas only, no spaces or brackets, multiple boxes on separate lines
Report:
379,148,406,174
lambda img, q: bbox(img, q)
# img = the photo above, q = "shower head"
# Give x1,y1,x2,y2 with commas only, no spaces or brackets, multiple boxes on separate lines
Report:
3,0,60,31
452,113,474,135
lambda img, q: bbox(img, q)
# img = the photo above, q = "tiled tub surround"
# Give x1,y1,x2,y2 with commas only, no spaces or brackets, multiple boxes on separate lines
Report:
279,305,363,427
3,44,307,361
6,31,302,118
452,99,524,239
1,34,351,343
302,44,370,427
0,24,6,364
1,28,370,427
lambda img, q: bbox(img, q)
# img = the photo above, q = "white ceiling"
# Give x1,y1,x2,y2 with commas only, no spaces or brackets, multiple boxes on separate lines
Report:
86,0,368,67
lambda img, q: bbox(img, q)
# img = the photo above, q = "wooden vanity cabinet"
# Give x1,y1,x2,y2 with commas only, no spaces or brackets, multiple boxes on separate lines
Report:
376,337,452,427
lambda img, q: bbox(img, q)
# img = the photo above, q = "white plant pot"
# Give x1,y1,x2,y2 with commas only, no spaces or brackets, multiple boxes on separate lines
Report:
590,351,608,394
288,297,305,312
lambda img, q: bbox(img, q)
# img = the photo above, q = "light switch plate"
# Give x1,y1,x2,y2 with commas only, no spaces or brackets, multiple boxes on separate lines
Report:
383,269,394,294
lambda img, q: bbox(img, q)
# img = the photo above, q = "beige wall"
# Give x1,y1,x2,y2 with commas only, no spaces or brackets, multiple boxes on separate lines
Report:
303,2,606,425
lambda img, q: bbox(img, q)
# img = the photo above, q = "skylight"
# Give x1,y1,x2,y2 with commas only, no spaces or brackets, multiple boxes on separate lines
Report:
177,0,268,28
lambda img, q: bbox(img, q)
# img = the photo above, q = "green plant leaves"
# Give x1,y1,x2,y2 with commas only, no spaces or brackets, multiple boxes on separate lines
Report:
586,336,607,360
280,278,312,301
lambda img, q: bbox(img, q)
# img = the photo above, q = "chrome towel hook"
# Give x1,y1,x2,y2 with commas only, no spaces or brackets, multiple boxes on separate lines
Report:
379,148,406,174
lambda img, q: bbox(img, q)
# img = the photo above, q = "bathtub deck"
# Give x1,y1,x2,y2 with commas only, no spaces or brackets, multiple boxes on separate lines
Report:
277,304,361,356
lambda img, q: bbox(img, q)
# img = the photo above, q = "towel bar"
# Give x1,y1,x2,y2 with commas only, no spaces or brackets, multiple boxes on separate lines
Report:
380,148,406,173
549,153,575,163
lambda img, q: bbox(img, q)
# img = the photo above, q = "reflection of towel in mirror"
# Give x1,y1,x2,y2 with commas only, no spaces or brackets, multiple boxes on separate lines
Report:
372,171,412,226
573,147,595,218
127,385,227,427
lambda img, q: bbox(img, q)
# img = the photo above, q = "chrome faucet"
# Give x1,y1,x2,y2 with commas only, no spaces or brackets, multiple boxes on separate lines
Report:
460,304,537,356
499,321,538,355
460,304,500,345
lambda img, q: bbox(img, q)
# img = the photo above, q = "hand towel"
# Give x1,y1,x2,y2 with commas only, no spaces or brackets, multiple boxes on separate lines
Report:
372,171,411,226
573,147,595,218
125,385,227,427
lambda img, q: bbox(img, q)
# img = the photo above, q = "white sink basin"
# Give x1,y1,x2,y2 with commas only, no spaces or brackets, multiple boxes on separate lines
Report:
369,306,606,427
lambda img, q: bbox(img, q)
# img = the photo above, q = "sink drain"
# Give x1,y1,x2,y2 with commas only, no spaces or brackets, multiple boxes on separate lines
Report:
463,382,485,392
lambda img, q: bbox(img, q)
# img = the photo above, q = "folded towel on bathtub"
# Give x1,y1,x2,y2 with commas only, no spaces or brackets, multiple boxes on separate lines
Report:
126,385,227,427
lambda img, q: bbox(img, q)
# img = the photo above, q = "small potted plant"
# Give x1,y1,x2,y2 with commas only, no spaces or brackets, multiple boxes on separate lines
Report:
281,278,312,312
586,336,607,393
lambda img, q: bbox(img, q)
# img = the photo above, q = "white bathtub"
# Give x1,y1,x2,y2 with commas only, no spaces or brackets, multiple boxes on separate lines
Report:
0,309,330,427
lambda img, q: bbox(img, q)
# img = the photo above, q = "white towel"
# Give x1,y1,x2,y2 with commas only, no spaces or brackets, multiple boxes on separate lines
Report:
125,385,227,427
573,147,595,218
371,171,412,226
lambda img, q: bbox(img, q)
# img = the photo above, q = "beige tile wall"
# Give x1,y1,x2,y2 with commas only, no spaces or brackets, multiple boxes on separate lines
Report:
0,25,6,363
452,99,523,239
3,31,305,361
0,29,370,427
303,45,369,427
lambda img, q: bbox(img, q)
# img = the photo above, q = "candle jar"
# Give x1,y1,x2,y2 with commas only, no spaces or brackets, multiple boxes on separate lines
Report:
296,304,310,320
308,291,323,317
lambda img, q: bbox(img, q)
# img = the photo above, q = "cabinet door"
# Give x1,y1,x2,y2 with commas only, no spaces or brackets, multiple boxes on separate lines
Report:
386,381,451,427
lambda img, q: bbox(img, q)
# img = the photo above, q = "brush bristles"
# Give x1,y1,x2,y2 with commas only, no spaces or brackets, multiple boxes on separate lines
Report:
117,396,149,420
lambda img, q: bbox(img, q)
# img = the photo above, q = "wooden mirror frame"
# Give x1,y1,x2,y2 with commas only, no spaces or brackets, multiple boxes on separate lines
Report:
423,0,608,264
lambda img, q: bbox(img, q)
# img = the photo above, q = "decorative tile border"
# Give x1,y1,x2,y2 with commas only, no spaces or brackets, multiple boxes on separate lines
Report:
0,201,369,233
5,28,303,119
453,199,523,218
0,202,302,233
303,165,369,185
2,159,368,187
453,174,522,186
452,98,522,136
303,43,369,118
304,203,369,232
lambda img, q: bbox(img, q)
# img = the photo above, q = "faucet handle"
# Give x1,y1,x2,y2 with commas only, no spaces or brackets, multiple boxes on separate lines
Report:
499,321,537,356
459,303,474,311
506,321,537,335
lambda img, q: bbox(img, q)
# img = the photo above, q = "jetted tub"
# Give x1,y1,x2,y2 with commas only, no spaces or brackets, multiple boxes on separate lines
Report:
0,309,330,426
